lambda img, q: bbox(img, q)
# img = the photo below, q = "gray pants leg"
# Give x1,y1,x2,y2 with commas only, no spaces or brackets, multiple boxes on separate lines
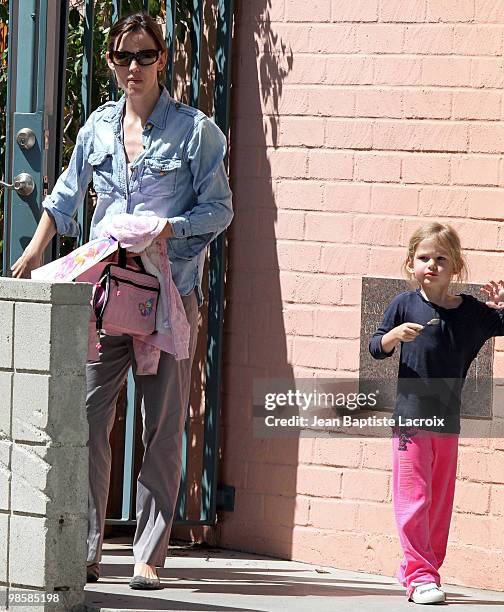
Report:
86,291,198,566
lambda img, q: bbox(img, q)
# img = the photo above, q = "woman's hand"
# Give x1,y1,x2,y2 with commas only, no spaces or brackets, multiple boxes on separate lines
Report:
11,247,43,279
482,280,504,309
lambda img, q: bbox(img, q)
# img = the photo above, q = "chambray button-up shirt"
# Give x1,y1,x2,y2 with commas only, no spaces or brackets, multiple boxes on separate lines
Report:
43,87,233,305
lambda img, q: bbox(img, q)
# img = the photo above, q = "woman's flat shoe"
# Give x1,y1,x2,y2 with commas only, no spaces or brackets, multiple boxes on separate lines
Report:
129,575,162,590
86,563,100,583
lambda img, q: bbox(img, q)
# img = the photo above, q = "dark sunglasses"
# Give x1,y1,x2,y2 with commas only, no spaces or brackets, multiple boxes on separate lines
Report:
110,49,161,66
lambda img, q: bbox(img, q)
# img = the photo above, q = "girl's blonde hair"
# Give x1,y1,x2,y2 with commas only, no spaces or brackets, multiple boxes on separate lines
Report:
403,222,468,284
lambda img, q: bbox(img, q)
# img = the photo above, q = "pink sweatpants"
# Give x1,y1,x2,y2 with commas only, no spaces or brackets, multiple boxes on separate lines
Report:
392,427,459,597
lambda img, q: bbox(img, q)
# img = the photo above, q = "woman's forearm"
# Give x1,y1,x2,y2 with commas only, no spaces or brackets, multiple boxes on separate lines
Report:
26,210,57,255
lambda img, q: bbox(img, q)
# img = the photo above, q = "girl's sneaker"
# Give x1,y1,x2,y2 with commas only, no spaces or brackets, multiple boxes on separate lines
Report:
409,582,446,604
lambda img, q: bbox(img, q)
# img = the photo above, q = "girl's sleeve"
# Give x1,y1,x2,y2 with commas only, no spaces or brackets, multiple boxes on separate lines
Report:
480,301,504,339
369,295,403,360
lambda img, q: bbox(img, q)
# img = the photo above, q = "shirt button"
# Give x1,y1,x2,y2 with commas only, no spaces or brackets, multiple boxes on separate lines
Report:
145,122,153,130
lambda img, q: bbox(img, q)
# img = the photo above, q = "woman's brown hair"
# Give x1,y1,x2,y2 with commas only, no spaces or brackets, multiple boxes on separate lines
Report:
107,12,167,85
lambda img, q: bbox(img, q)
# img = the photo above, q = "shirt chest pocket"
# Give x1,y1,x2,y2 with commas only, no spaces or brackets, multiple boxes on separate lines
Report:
140,157,181,197
89,150,114,194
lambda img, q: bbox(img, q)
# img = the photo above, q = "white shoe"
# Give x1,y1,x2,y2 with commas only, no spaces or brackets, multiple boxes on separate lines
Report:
409,582,446,604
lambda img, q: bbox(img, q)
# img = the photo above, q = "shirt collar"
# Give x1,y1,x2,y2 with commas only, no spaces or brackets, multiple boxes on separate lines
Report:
103,86,172,130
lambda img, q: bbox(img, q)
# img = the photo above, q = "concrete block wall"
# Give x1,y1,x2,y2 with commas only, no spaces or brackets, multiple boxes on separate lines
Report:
219,0,504,591
0,279,91,611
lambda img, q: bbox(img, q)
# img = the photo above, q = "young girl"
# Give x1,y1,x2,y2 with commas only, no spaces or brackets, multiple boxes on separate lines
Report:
369,222,504,605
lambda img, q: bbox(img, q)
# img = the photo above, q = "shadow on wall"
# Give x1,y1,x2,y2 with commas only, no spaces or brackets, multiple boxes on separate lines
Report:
214,0,302,559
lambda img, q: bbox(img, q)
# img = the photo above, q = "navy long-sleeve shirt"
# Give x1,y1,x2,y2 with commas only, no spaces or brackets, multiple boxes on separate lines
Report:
369,289,504,433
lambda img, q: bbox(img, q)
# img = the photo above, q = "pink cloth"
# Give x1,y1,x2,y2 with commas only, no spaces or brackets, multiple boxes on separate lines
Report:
392,428,459,597
33,213,191,374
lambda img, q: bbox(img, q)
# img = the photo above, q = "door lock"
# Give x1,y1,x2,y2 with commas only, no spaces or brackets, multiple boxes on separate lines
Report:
0,172,36,196
16,128,37,150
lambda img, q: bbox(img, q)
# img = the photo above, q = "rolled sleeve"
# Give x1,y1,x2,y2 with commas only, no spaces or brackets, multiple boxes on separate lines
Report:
167,117,233,253
42,124,93,237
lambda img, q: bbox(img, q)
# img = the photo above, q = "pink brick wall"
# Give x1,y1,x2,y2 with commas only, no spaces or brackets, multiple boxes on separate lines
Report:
218,0,504,590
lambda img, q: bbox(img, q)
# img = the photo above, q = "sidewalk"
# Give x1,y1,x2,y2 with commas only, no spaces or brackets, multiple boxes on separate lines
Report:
84,538,504,612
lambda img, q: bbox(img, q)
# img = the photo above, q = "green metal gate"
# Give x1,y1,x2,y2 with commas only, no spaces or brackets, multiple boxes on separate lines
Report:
1,0,234,526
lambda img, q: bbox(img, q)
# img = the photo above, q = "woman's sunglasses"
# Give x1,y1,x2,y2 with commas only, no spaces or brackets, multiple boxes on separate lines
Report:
110,49,161,66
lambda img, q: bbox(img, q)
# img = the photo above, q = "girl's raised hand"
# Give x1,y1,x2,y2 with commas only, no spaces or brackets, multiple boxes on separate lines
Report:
482,280,504,309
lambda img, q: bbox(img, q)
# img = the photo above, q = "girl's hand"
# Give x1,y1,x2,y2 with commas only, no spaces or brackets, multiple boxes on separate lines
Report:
380,322,424,353
393,322,425,342
482,280,504,309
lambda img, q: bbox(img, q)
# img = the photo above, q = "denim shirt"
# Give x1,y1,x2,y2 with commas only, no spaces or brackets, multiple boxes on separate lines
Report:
43,87,233,305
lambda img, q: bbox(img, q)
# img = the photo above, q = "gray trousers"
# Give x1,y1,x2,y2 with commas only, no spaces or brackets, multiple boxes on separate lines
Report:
86,291,198,566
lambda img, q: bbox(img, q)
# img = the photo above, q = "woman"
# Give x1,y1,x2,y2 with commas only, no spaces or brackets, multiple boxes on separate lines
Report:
12,12,233,589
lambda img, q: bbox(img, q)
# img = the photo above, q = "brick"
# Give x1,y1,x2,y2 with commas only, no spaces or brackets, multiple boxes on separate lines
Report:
452,514,504,549
379,0,426,22
264,494,310,527
314,308,361,339
233,490,265,523
286,0,331,21
373,121,468,152
269,23,311,52
368,246,406,277
0,515,7,583
452,90,501,121
9,513,87,590
402,154,451,184
308,87,355,116
320,244,369,274
355,152,401,182
426,0,474,22
371,185,419,215
284,55,326,85
449,219,499,250
403,89,451,120
465,251,504,283
275,210,305,239
337,338,360,370
246,462,298,496
305,212,353,243
325,119,373,149
451,155,500,187
292,337,339,370
355,88,402,118
0,440,11,512
353,215,402,246
279,117,325,147
470,123,504,154
356,24,404,53
422,57,471,87
12,373,87,445
443,546,504,591
465,188,504,219
325,57,374,86
454,25,504,55
490,485,504,516
313,437,363,468
342,469,390,501
276,180,324,210
308,150,354,180
325,182,371,213
283,306,315,336
403,25,454,54
475,0,504,23
265,148,307,179
0,301,14,369
11,443,88,517
331,0,379,22
454,480,491,515
309,24,357,53
276,241,322,272
471,58,504,89
297,465,342,497
0,372,12,440
362,439,392,471
311,498,359,530
458,448,504,483
279,271,343,305
418,186,469,217
374,58,422,86
357,502,396,536
340,276,363,306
